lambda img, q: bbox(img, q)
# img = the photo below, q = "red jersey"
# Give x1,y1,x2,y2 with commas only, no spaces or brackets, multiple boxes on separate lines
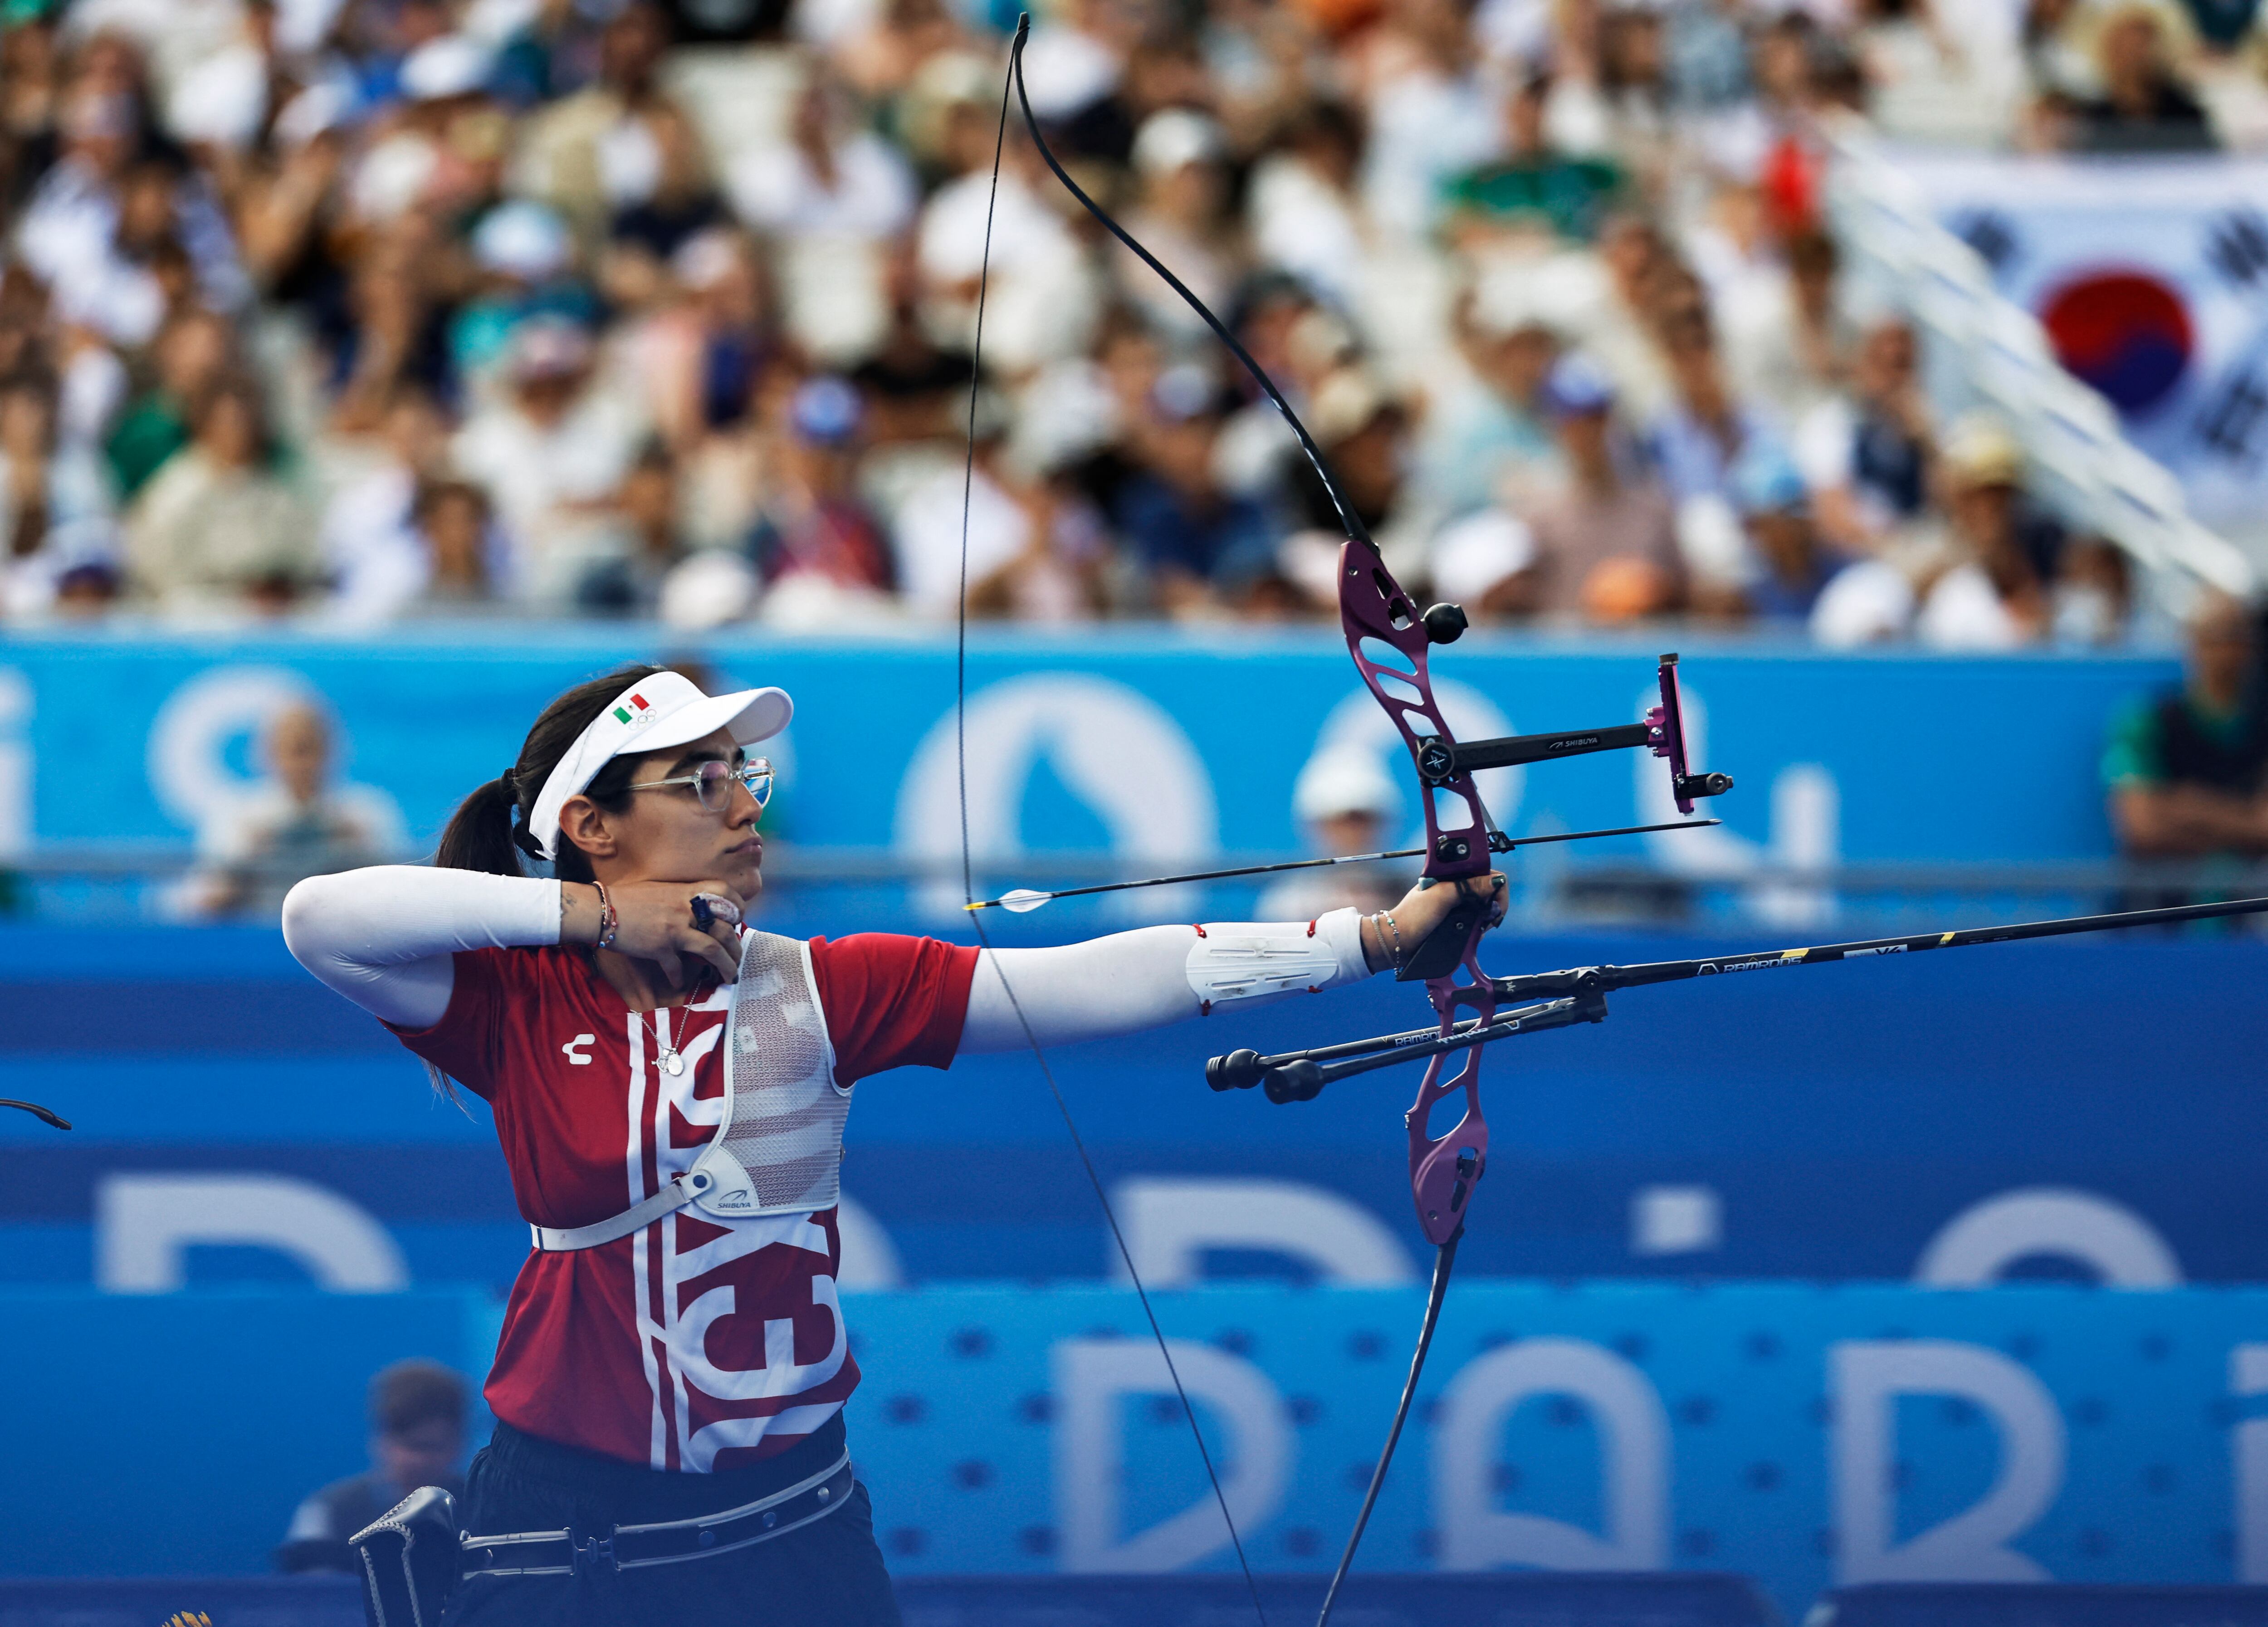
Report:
390,933,977,1471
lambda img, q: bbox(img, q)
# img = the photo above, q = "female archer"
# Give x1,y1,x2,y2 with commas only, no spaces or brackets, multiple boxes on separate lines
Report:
282,661,1499,1626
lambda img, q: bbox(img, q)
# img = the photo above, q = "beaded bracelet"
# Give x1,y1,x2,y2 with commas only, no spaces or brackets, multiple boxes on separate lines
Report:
1375,909,1403,973
593,880,618,950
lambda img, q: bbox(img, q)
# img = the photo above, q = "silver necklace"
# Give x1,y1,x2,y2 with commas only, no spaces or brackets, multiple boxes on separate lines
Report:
654,1006,684,1076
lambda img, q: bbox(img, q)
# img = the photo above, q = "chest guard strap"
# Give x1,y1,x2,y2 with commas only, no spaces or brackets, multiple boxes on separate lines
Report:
531,929,846,1252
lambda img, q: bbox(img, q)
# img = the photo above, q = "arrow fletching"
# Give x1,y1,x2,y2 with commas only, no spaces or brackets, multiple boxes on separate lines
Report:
966,888,1058,913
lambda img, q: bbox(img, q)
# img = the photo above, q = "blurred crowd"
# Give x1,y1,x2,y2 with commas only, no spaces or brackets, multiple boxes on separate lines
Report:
0,0,2243,641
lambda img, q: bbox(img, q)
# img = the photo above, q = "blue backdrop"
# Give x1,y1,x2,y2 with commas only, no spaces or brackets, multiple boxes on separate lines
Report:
0,630,2180,869
11,1280,2268,1619
4,919,2264,1291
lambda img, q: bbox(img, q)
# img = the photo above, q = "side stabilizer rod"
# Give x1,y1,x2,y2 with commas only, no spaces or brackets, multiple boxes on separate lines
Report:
1205,992,1608,1104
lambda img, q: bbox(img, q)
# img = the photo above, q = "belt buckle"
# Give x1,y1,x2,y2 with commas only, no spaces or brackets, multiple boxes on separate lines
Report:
567,1527,619,1578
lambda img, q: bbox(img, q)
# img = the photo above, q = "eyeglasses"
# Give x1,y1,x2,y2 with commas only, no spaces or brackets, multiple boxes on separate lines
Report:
626,752,774,815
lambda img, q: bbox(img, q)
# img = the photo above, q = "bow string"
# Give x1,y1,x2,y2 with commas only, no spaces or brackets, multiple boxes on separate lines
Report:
958,20,1273,1625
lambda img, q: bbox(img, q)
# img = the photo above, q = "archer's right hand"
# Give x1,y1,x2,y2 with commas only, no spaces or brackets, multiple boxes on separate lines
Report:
569,879,745,989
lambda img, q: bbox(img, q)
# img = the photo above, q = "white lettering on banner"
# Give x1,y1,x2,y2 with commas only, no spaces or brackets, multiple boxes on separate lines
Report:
1631,1185,1722,1256
96,1173,409,1293
0,667,30,857
1110,1177,1418,1286
1915,1188,2183,1286
145,664,320,831
1831,1340,2063,1582
894,675,1217,922
1053,1337,1291,1573
2232,1345,2268,1580
142,663,408,844
835,1192,904,1290
1432,1338,1668,1569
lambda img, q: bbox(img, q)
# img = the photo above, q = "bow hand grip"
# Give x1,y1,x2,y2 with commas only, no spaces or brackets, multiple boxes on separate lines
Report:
1396,886,1493,982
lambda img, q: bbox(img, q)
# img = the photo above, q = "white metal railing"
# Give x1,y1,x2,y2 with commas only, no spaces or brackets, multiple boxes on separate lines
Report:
1825,134,2256,601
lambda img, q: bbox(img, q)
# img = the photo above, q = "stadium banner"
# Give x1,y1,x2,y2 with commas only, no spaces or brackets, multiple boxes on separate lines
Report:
0,630,2178,870
8,1280,2268,1616
1900,152,2268,533
5,923,2267,1289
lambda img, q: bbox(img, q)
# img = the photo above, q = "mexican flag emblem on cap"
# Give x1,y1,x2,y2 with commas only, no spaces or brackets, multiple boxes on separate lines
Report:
611,694,650,724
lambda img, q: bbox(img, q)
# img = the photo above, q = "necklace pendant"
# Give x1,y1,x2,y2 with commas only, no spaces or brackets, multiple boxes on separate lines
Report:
662,1049,684,1076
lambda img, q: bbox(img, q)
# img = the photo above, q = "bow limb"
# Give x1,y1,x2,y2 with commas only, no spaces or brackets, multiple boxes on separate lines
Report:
0,1098,69,1129
1003,17,1369,547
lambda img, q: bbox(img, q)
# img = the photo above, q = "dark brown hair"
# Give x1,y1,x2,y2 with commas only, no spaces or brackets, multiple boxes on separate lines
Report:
369,1358,466,1438
435,662,663,884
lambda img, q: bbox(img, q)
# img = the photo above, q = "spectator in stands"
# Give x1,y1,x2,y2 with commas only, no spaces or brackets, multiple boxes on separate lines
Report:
1730,441,1853,627
1258,747,1407,919
1112,110,1242,349
2104,590,2268,857
1719,229,1849,426
275,1359,467,1575
403,478,503,614
184,699,407,920
2072,1,2218,151
1425,268,1563,518
123,375,314,614
0,371,115,620
1912,415,2057,649
1111,362,1275,616
451,315,646,608
1513,352,1684,623
103,306,230,502
1796,313,1932,552
1440,63,1626,249
510,2,677,249
2054,535,2136,647
643,228,774,455
1430,506,1539,623
1647,295,1770,512
319,386,450,626
1287,368,1434,600
747,376,894,617
1813,414,2052,648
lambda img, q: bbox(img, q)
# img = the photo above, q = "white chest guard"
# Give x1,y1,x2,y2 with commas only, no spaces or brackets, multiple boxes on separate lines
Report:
530,929,849,1251
691,928,847,1218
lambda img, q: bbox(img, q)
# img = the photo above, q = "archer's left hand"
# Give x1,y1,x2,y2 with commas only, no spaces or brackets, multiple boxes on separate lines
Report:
1361,872,1507,975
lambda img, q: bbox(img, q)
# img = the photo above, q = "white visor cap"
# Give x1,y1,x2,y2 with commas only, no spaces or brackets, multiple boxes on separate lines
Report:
530,670,792,860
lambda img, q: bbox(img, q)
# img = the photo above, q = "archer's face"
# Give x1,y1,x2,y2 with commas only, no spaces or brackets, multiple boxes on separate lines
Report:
589,726,767,898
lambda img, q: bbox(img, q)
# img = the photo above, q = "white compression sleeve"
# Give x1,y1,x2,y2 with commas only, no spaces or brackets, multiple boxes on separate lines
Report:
958,908,1371,1054
281,865,563,1029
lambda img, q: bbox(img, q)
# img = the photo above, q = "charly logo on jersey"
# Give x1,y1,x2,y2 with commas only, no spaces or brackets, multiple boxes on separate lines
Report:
562,1033,595,1065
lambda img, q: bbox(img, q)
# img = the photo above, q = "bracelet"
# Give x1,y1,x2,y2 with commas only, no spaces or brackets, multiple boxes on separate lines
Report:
1376,909,1403,973
593,881,618,950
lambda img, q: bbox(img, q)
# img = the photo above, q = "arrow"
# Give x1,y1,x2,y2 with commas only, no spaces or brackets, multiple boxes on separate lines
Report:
964,819,1722,912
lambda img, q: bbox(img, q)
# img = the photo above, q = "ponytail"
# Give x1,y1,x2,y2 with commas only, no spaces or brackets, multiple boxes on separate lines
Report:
432,661,665,880
418,662,667,1109
435,773,525,876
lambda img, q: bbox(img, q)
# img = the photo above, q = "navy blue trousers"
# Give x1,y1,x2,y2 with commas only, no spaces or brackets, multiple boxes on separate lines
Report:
441,1415,901,1627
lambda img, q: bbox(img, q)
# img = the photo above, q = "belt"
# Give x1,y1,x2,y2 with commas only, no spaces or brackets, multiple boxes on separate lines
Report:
459,1452,854,1578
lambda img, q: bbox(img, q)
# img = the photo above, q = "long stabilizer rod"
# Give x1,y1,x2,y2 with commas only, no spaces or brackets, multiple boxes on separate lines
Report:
1473,891,2268,1009
1206,892,2268,1099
